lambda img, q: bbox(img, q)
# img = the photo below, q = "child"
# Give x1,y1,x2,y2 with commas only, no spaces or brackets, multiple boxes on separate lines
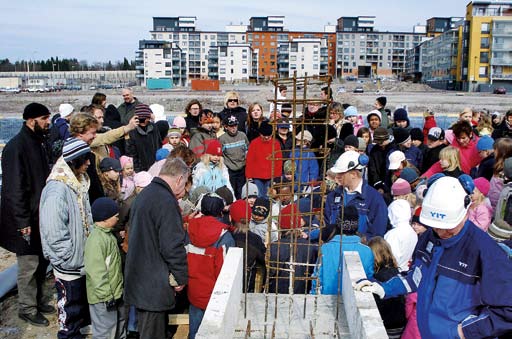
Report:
311,204,373,295
344,106,364,135
167,126,184,149
384,199,417,272
468,177,493,232
293,130,319,190
172,116,189,147
268,203,318,294
357,127,371,148
240,181,259,208
367,236,406,337
474,135,495,180
99,157,122,202
439,146,464,178
388,150,420,185
187,194,235,339
212,112,224,138
489,157,512,239
119,156,135,201
85,198,125,339
249,197,277,245
393,128,423,170
391,178,417,210
192,139,234,194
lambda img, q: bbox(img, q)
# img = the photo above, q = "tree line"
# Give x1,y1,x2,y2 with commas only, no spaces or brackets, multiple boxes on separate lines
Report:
0,57,135,72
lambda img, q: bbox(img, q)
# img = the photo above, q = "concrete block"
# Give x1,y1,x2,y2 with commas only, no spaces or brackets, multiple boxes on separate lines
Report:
342,251,388,339
196,247,243,339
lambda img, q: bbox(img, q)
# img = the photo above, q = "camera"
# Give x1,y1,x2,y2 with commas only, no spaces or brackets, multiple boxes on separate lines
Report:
105,299,118,311
138,117,146,123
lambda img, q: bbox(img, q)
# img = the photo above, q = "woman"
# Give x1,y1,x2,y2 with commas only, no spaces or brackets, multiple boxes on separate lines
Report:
218,91,247,133
488,137,512,211
184,99,203,135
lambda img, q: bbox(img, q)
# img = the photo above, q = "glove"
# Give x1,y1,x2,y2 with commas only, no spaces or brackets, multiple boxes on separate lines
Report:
362,282,385,299
353,279,373,291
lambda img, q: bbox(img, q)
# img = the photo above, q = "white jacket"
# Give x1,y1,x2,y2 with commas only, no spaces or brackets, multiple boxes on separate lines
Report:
384,199,418,272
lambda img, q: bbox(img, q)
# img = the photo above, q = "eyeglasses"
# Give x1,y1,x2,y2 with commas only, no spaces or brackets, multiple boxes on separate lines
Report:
227,99,238,103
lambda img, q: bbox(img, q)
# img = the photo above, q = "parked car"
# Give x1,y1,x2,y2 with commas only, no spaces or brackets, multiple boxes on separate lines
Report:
337,86,346,94
493,87,507,94
353,86,364,93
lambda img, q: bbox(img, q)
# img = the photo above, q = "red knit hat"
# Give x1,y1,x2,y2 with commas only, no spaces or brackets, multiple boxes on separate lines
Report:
391,178,411,196
473,177,490,196
229,199,252,224
279,204,302,230
205,139,223,156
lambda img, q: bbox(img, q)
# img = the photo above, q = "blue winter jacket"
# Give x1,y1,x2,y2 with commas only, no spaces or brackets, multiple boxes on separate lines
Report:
403,145,423,170
381,221,512,339
292,147,319,186
323,180,388,241
311,235,374,295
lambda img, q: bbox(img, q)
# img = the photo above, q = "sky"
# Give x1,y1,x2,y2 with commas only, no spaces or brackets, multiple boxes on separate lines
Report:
1,0,470,63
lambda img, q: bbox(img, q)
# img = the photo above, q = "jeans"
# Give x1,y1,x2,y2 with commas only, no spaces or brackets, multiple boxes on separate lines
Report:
188,304,205,339
55,276,90,339
253,178,271,198
127,305,137,332
16,254,49,315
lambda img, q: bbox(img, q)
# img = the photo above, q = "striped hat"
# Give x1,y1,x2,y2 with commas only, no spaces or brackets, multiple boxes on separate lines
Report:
62,138,91,162
134,104,152,119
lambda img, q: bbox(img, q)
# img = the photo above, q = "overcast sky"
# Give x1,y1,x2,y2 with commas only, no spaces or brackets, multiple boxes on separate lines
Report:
1,0,470,63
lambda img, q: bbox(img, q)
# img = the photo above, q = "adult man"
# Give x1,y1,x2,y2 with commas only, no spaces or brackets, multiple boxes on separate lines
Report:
118,88,140,125
124,158,189,339
0,103,53,326
40,138,94,338
324,151,388,241
355,175,512,339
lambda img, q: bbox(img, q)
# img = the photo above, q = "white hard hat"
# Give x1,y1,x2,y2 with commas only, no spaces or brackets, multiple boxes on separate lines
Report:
330,150,366,174
388,150,406,170
420,176,470,229
59,103,74,118
296,130,313,142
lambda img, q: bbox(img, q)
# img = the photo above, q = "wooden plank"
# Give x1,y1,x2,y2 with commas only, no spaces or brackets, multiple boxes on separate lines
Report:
169,314,189,325
173,325,189,339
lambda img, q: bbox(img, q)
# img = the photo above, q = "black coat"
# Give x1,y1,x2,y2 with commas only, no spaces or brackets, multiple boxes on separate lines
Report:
373,265,406,330
491,120,512,140
126,123,162,172
219,106,247,133
368,143,397,187
0,124,50,255
233,231,266,292
421,144,446,174
124,177,188,311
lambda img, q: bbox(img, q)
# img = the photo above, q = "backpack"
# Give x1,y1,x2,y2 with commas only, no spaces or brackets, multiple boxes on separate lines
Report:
489,182,512,240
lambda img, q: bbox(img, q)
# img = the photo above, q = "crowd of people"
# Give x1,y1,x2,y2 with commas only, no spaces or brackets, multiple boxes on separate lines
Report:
0,85,512,339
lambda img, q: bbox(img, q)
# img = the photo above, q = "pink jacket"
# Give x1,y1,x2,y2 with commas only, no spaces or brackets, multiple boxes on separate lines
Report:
468,202,493,232
488,176,504,212
401,292,420,339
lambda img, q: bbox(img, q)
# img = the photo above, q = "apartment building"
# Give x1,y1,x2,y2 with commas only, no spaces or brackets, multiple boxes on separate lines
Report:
276,38,328,78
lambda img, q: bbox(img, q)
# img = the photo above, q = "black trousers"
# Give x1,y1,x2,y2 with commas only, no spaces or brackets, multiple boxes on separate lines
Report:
228,167,246,200
137,309,167,339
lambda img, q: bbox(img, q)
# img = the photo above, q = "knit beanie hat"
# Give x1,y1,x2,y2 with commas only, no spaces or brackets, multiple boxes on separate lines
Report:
473,177,490,196
62,138,91,162
205,139,223,156
134,104,152,119
201,193,225,217
391,178,411,196
339,205,359,235
477,135,494,151
252,197,270,219
279,203,302,229
367,110,382,122
59,103,74,118
372,127,389,144
230,199,252,224
23,102,50,120
91,197,119,222
376,96,387,107
344,135,359,149
410,128,423,142
400,167,419,184
134,171,153,188
172,116,187,128
241,182,258,199
120,155,133,169
167,127,182,138
393,108,409,122
215,185,234,206
344,106,358,117
259,121,273,136
155,148,170,161
393,128,411,145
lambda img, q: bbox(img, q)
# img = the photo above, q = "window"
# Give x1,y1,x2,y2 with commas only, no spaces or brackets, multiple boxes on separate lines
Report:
313,64,319,70
220,68,226,74
481,37,489,49
301,64,304,69
242,68,247,74
481,23,490,34
290,55,297,61
242,60,247,65
480,52,489,63
479,66,487,77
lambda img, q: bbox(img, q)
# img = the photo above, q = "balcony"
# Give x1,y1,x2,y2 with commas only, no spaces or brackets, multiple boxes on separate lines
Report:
492,43,512,51
135,65,144,70
491,73,512,80
278,67,289,72
492,27,512,36
491,57,512,66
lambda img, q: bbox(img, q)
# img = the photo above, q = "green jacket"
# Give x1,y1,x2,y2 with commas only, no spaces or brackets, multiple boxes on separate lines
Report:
84,224,123,304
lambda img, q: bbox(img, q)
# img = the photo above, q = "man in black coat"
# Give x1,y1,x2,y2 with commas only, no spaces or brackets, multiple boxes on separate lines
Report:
0,103,54,326
124,158,189,339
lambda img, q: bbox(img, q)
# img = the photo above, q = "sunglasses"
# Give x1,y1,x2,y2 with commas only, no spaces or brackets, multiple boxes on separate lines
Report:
227,99,238,103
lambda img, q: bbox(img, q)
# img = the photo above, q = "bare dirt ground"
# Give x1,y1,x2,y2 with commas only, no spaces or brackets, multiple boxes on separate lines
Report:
0,80,510,118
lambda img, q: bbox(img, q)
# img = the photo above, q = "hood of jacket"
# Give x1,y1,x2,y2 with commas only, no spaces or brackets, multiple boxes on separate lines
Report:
388,199,411,228
134,123,155,136
48,156,91,195
188,215,227,248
